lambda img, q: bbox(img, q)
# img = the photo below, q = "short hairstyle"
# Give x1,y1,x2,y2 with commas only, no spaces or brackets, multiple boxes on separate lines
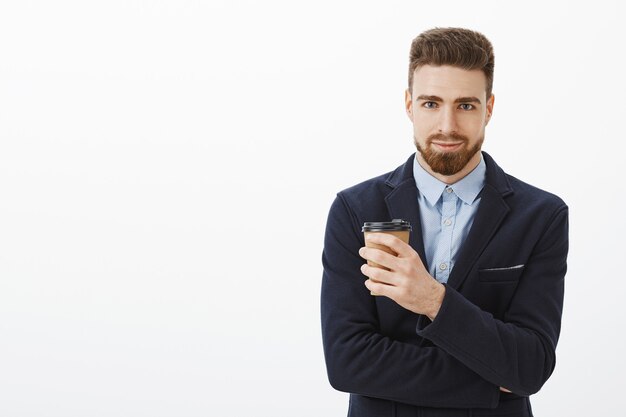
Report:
408,27,495,98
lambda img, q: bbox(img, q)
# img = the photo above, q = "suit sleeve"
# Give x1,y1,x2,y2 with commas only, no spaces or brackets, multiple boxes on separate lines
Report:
320,194,500,409
416,205,568,396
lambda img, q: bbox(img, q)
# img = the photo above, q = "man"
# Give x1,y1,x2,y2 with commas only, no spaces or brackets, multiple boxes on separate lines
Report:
321,27,568,417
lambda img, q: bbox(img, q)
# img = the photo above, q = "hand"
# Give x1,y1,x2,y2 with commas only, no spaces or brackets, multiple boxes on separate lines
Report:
500,387,512,393
359,233,445,320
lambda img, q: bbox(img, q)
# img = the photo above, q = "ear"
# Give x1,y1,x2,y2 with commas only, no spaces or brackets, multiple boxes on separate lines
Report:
405,89,413,120
485,94,495,125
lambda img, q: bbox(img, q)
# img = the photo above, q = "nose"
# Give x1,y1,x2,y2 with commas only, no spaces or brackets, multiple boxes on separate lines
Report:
437,107,459,135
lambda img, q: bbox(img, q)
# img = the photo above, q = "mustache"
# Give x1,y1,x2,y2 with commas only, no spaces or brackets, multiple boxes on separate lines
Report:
427,132,469,144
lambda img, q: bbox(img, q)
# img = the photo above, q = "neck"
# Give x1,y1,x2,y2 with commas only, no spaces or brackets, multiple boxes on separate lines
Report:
416,151,482,185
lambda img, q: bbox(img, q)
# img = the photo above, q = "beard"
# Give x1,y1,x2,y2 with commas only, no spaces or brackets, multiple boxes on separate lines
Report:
415,132,484,176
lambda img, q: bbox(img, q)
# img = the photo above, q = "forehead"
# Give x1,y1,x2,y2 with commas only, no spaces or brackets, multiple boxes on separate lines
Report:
412,65,487,99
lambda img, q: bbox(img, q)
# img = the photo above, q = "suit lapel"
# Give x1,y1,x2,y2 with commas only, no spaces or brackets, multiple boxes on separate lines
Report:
446,183,510,290
384,179,429,272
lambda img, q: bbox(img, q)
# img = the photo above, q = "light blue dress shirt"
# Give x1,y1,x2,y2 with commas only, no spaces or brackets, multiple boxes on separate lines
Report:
412,154,486,283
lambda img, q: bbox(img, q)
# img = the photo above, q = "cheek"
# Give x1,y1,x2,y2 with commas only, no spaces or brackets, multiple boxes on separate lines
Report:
459,115,486,135
412,125,431,142
412,114,435,133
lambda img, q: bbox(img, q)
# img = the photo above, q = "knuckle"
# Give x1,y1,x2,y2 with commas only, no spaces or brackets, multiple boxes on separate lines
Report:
368,267,381,280
397,260,410,275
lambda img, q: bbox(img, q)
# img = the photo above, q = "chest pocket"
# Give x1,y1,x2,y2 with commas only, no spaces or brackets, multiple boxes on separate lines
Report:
474,265,525,318
478,265,525,282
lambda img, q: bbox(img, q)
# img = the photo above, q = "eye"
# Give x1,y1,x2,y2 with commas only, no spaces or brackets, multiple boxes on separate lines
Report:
422,101,438,109
459,103,475,111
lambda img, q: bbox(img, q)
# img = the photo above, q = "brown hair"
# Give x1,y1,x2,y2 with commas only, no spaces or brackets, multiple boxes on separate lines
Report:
408,27,495,97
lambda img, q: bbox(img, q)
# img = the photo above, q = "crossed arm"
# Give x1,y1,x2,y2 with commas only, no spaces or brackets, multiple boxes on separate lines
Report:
359,233,511,393
321,195,567,407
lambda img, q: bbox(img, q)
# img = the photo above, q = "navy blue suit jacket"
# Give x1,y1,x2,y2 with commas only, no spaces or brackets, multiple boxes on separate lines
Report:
321,152,568,417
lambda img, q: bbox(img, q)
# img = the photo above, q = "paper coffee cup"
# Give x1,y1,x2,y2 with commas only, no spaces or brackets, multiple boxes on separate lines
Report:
362,219,412,295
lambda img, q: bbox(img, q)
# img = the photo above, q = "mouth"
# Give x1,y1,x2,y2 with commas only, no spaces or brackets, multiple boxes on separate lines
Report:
432,142,464,152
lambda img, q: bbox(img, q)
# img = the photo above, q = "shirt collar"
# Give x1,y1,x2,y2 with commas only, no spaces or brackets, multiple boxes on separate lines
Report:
413,153,486,206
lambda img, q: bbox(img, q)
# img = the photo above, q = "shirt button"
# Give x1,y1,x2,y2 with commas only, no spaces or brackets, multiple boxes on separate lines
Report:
446,188,453,193
439,263,448,270
444,218,452,226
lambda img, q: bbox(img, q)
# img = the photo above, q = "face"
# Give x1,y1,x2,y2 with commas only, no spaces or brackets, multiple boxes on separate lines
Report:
405,65,494,177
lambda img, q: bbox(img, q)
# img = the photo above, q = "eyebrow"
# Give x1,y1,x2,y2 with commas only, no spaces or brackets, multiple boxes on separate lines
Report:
416,94,482,104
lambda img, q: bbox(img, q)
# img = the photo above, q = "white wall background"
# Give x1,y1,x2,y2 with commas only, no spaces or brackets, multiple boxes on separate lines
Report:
0,1,623,416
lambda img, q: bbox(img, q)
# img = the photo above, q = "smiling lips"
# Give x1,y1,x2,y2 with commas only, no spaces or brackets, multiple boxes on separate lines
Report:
432,142,464,151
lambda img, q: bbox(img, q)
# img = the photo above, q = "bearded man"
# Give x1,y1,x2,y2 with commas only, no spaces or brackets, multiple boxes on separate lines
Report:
321,27,568,417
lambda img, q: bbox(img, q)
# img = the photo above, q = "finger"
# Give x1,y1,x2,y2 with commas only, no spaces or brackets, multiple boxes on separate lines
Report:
358,247,398,270
364,233,413,258
364,278,389,296
360,263,398,285
365,278,399,299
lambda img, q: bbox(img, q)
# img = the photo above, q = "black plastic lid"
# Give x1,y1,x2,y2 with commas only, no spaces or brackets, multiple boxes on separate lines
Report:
362,219,412,232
